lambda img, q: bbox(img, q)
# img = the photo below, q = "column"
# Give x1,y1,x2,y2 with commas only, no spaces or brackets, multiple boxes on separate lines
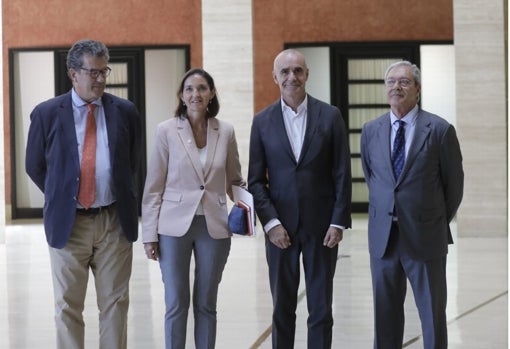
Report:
201,0,254,178
454,0,507,237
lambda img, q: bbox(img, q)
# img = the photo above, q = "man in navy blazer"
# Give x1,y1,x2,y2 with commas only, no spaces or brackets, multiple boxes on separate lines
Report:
25,40,141,349
360,61,463,349
248,49,352,349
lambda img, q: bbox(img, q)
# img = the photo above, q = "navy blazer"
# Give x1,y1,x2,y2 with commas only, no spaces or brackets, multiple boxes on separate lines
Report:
248,95,352,235
25,91,142,248
360,109,464,261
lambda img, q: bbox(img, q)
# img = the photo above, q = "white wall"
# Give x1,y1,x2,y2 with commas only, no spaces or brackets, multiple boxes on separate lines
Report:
421,45,457,125
144,49,186,158
296,47,331,103
14,51,55,208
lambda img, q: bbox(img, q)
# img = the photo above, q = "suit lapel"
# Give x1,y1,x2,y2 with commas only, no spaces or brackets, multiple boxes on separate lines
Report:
269,102,296,163
204,118,219,177
59,92,80,172
176,117,205,182
102,94,118,165
297,95,318,165
375,113,396,184
399,110,431,181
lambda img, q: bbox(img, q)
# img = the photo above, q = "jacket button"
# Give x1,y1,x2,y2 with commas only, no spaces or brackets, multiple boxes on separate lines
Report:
200,185,205,190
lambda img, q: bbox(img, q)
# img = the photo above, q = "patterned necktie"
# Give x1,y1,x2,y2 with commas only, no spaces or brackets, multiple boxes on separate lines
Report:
392,120,406,180
78,103,97,208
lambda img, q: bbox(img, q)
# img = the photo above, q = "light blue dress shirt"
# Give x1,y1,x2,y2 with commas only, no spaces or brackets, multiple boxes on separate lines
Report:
72,89,115,208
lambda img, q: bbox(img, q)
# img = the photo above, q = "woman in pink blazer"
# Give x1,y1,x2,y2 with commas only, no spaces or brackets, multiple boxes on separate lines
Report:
142,68,245,349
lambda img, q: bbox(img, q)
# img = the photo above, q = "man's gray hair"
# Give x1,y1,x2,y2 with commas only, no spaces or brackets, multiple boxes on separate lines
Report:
66,39,109,71
384,60,421,86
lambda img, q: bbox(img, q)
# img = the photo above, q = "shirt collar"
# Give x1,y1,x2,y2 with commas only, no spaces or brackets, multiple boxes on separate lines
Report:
71,88,103,108
280,95,308,115
390,104,419,126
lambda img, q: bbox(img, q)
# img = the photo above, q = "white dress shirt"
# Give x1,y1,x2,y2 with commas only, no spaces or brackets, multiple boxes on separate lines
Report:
282,96,308,161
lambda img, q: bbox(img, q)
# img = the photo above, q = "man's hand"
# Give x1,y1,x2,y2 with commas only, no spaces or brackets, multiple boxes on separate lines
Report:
323,227,343,248
144,242,160,261
268,225,291,249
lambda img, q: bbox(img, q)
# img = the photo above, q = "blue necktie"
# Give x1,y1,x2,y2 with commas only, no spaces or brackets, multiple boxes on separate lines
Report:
392,120,406,180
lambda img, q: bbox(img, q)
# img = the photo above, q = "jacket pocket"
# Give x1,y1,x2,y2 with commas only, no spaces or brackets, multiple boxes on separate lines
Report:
218,195,227,206
163,191,182,202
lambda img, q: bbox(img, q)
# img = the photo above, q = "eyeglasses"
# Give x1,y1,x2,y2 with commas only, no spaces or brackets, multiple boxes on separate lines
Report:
385,78,413,87
79,66,112,79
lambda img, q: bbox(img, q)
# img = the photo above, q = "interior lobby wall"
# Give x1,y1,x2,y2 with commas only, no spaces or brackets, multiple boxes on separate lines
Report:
1,0,203,210
2,0,506,240
252,0,454,112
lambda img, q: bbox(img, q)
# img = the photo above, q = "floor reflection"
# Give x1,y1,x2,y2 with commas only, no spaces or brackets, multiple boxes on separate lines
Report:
0,215,507,348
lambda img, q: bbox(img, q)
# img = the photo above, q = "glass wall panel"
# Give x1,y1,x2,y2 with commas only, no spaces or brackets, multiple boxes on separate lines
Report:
348,58,400,80
105,87,128,99
348,84,387,104
349,133,361,153
352,182,368,203
108,62,128,84
350,158,365,178
348,108,388,128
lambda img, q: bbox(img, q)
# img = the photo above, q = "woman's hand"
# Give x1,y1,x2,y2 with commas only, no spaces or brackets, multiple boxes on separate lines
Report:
144,242,160,261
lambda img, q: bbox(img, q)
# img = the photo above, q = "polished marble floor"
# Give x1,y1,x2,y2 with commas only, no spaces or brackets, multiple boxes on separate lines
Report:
0,215,507,348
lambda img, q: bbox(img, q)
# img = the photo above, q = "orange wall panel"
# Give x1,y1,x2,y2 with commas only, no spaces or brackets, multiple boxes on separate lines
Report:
3,0,203,206
2,0,453,208
253,0,453,111
3,1,202,50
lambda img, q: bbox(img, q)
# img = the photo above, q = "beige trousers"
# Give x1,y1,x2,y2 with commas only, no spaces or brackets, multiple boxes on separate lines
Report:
48,206,133,349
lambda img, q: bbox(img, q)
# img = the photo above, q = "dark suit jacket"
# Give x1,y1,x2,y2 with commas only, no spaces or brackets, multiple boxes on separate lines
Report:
25,91,142,248
248,95,351,235
360,109,463,261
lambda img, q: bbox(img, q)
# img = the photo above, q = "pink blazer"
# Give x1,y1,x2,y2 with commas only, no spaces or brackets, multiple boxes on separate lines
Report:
142,116,245,242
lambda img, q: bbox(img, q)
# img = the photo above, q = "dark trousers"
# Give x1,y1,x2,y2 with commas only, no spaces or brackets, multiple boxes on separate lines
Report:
265,229,338,349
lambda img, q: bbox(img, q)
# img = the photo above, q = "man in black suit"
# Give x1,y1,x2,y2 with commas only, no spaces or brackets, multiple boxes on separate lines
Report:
360,61,463,349
25,39,141,349
248,49,352,349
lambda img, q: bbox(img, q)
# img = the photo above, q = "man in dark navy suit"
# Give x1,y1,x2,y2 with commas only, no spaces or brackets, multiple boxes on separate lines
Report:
25,39,141,349
248,49,352,349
